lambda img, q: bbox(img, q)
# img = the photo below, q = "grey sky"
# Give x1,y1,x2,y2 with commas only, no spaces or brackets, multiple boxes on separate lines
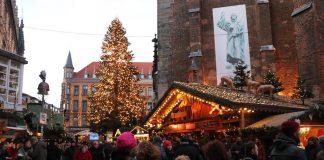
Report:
17,0,157,107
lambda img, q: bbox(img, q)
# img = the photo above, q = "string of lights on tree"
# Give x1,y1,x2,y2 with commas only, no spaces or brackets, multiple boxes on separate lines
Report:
87,18,145,126
263,70,284,93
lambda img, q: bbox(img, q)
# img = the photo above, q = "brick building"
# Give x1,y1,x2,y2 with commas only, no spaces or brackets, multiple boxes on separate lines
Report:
156,0,323,103
61,52,153,133
0,0,27,110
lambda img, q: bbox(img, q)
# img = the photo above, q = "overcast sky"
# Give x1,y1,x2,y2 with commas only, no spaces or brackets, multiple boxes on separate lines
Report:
16,0,157,107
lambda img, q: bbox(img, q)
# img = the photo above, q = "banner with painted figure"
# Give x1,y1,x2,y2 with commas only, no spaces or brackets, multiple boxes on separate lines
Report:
212,4,251,84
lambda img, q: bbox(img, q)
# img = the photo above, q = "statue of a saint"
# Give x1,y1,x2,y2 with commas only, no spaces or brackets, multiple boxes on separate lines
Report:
217,12,245,69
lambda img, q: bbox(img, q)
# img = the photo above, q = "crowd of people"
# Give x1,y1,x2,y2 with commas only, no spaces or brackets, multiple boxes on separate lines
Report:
0,120,324,160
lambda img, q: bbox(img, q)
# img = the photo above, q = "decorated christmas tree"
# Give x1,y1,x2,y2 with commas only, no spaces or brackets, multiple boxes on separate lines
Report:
233,61,250,89
263,70,284,93
87,18,145,132
292,77,314,105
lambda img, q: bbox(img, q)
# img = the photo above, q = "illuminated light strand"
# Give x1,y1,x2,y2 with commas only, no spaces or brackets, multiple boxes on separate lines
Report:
87,18,145,125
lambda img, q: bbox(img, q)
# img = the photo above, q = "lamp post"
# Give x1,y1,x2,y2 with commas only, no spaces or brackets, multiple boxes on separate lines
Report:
37,70,49,138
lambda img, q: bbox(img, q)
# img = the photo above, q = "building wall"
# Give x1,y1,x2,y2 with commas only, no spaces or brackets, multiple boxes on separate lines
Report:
0,0,25,110
157,0,173,99
157,0,323,101
292,0,324,101
0,0,18,53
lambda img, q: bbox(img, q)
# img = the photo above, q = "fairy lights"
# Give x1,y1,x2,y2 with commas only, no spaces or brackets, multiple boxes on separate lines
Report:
87,18,145,125
145,82,295,127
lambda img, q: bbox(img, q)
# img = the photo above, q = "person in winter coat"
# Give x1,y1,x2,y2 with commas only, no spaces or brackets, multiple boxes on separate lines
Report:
47,140,61,160
63,142,77,160
202,139,229,160
230,137,243,160
16,138,33,160
152,136,168,160
174,136,203,160
73,143,92,160
164,140,174,160
241,141,258,160
269,120,307,160
89,141,105,160
305,136,320,160
135,141,161,160
28,137,47,160
111,132,137,160
317,136,324,160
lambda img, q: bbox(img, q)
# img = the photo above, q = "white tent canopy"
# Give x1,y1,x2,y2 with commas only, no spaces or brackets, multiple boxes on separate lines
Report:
75,130,96,136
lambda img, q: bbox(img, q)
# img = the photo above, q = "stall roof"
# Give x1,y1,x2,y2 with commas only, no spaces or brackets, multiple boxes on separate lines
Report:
144,82,307,125
247,111,306,128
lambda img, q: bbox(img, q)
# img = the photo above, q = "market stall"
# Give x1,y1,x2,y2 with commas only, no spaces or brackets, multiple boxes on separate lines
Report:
131,126,149,141
247,104,324,146
144,82,306,136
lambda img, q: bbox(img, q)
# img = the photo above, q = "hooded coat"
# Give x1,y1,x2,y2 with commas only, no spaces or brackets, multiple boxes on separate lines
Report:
269,133,307,160
29,141,47,160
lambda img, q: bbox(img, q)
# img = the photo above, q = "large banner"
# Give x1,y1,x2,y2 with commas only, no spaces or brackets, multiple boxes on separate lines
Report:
213,4,251,84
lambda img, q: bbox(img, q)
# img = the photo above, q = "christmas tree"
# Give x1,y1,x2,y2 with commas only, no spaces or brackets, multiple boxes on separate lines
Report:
263,70,284,93
87,18,145,131
233,61,250,89
292,77,314,105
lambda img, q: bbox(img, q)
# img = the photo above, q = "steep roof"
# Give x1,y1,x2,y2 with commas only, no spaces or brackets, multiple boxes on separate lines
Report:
143,82,307,125
74,61,152,79
64,51,74,69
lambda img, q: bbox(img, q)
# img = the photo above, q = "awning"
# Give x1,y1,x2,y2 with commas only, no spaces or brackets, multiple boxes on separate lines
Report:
5,126,26,131
247,111,306,128
75,130,96,136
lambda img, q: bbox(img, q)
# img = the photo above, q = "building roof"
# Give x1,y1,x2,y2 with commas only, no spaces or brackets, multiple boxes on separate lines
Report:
143,82,307,125
74,61,152,79
247,111,306,128
64,51,74,69
0,48,27,64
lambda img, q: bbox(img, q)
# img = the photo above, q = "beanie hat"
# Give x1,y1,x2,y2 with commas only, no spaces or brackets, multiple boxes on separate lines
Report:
117,132,137,150
281,120,300,136
164,140,172,147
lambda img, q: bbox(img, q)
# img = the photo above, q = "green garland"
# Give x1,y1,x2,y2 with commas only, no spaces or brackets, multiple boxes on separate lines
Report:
290,104,324,121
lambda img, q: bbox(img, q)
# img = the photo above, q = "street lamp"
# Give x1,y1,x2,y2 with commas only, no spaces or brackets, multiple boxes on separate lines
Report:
37,70,49,138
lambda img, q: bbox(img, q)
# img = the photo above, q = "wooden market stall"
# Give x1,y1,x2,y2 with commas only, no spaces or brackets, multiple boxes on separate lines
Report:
131,126,149,141
143,82,307,137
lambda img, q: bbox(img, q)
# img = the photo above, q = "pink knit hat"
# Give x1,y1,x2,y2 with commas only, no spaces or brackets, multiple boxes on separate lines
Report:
117,132,137,150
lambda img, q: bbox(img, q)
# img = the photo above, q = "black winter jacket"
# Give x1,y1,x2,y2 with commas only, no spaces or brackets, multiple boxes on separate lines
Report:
269,133,307,160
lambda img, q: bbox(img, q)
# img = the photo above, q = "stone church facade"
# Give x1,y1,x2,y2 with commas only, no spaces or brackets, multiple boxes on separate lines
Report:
156,0,324,103
0,0,27,110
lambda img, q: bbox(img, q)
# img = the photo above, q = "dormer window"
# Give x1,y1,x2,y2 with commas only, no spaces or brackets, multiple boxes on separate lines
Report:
148,74,152,79
140,73,144,79
92,73,96,79
84,70,88,78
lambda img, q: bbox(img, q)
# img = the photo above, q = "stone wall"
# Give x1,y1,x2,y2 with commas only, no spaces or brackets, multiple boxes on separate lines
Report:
0,0,18,53
292,0,324,101
157,0,323,102
157,0,173,99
